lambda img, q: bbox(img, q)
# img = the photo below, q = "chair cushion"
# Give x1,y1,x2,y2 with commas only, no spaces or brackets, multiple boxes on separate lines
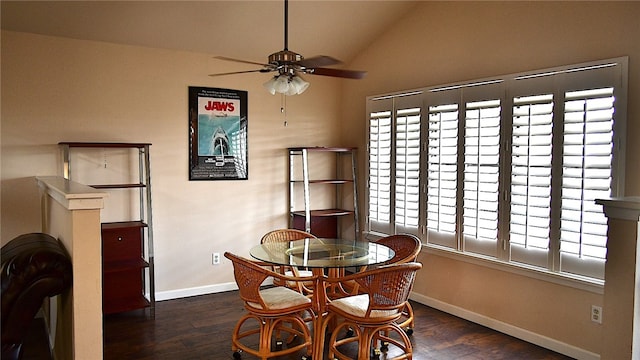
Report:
329,294,398,318
284,269,314,288
248,286,311,310
284,269,313,277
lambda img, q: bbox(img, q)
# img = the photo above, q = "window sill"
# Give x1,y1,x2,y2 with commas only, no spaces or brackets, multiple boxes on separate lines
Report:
422,243,604,295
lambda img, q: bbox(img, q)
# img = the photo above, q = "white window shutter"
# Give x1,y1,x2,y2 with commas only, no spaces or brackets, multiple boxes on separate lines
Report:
559,87,614,280
368,107,393,234
395,105,421,234
426,103,459,248
509,94,553,268
462,99,501,257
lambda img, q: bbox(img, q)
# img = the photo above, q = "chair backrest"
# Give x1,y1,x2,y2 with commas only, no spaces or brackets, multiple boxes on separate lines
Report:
355,262,422,317
260,229,316,244
225,252,315,312
376,234,421,265
224,252,272,309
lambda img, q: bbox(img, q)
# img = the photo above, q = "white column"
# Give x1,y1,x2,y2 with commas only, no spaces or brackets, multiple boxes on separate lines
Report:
596,197,640,360
37,176,107,360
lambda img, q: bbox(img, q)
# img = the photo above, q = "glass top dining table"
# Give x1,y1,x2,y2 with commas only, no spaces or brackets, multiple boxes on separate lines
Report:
249,237,396,358
249,237,395,269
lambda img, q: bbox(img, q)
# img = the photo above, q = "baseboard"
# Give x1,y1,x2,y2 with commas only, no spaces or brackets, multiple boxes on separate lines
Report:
155,282,238,301
410,292,600,360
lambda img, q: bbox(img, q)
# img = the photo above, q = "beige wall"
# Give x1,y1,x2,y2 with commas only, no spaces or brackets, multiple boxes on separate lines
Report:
1,30,345,295
340,1,640,357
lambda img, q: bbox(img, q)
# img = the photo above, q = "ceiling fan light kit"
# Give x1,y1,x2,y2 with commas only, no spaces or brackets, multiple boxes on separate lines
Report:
263,73,310,95
209,0,366,96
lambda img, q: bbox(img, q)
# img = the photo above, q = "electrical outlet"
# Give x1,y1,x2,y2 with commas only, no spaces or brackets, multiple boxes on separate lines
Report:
591,305,603,324
212,252,220,265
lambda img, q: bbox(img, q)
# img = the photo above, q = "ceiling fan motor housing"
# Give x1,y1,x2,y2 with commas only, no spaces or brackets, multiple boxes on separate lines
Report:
269,50,303,66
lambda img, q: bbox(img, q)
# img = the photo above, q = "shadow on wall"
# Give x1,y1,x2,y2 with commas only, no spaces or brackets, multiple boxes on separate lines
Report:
1,177,44,244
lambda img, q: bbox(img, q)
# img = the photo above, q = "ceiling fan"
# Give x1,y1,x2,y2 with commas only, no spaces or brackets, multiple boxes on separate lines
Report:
208,0,366,95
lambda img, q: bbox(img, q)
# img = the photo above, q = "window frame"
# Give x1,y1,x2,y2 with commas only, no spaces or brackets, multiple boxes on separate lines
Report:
365,57,628,285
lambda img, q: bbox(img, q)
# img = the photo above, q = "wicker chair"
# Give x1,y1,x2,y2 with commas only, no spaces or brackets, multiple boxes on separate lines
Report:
375,234,422,335
260,229,316,295
335,234,421,335
321,262,422,360
224,252,316,360
260,229,316,243
376,234,422,266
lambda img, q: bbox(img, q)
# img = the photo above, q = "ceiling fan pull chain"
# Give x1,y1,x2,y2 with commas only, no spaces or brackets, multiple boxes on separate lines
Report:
281,94,288,126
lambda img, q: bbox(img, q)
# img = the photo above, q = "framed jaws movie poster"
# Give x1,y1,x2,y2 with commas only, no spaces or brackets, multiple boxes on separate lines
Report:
188,86,248,180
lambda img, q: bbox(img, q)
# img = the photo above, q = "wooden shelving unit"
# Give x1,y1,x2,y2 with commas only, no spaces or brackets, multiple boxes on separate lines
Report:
59,142,155,316
288,147,359,239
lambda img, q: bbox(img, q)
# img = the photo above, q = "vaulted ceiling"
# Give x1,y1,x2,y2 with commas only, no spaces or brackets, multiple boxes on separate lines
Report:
1,1,418,66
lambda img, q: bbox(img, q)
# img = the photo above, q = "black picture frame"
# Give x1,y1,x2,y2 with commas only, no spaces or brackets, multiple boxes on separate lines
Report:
188,86,248,180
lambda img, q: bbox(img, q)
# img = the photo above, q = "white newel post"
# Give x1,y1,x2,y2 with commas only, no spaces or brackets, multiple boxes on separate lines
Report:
36,176,107,360
596,197,640,360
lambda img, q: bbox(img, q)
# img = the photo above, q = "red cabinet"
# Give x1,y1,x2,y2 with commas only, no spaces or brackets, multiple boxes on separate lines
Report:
102,221,150,314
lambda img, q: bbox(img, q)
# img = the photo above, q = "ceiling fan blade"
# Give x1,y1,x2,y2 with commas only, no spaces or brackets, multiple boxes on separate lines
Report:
214,56,271,67
296,55,342,68
308,67,367,79
209,69,273,77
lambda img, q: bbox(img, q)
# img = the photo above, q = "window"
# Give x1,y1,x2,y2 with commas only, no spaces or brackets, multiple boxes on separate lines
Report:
368,108,392,230
463,98,501,257
559,87,616,279
366,58,627,281
509,93,554,268
395,106,422,232
426,103,458,247
367,95,422,236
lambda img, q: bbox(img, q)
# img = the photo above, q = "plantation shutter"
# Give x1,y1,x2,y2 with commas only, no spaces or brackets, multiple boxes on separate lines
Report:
367,99,393,235
425,89,460,248
394,96,422,235
462,97,501,257
559,87,614,280
509,93,554,268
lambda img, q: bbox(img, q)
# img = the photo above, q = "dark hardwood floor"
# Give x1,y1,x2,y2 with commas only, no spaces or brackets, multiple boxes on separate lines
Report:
98,291,574,360
19,290,575,359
